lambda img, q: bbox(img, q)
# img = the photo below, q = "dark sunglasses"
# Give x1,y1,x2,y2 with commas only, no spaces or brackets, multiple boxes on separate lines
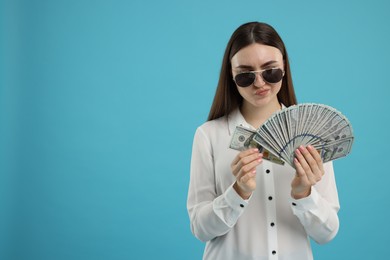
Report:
234,68,284,87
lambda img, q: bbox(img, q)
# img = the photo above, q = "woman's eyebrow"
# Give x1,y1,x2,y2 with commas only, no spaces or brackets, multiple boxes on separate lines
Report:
261,60,279,68
235,65,254,70
234,60,279,70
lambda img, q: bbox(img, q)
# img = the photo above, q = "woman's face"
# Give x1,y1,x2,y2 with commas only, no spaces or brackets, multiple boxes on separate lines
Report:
231,43,284,109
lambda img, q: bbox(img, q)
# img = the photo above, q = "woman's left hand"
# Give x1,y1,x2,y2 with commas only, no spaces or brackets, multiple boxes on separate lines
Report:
291,145,325,199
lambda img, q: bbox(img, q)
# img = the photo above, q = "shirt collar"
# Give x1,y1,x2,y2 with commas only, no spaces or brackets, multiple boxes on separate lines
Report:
227,103,286,135
227,108,253,136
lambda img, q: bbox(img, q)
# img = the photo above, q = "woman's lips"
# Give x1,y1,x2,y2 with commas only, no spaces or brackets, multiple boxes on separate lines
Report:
255,89,270,96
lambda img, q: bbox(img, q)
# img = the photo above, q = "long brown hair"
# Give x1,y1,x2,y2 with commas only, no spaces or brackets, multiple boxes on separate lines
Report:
207,22,297,121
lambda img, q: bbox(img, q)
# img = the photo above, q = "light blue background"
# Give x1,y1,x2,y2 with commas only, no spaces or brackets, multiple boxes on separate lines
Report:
1,0,389,259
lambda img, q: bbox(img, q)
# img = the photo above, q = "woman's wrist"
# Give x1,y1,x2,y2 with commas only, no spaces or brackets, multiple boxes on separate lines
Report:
291,188,311,199
233,182,252,200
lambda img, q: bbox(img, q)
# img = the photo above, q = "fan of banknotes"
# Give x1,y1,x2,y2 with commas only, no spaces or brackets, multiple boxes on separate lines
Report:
230,103,354,167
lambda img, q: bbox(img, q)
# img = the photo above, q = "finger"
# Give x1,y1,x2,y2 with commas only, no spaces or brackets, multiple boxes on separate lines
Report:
237,156,263,178
307,145,322,163
299,146,323,181
240,169,256,183
307,145,324,175
232,152,263,176
231,148,259,166
238,152,263,168
295,148,317,184
298,146,321,173
294,157,306,178
295,147,312,173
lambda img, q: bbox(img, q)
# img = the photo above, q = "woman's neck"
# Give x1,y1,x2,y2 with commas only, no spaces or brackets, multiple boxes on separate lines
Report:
240,101,281,129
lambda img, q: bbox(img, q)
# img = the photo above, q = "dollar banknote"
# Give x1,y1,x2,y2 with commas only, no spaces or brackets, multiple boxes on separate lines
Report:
251,103,354,168
230,125,285,165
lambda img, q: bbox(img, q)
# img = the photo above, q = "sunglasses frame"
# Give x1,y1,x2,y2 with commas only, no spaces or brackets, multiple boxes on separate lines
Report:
233,68,285,87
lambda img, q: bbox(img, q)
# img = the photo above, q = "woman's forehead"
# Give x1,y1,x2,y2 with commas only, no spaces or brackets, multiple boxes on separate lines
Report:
231,43,283,67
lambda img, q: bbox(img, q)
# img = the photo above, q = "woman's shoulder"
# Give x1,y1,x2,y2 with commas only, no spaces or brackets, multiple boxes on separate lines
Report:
196,108,242,137
193,116,231,148
197,115,228,134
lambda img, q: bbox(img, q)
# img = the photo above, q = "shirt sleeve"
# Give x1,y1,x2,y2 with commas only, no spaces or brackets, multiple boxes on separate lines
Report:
289,162,340,244
187,127,248,242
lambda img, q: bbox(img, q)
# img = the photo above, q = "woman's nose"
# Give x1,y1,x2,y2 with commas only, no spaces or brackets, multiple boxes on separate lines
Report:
253,72,266,87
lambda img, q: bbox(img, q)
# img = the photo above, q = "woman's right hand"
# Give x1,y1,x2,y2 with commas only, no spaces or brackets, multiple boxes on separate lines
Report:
231,148,263,199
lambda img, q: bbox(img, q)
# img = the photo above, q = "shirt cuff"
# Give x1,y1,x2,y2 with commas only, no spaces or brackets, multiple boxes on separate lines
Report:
213,183,250,227
289,186,332,225
290,187,320,212
224,183,251,210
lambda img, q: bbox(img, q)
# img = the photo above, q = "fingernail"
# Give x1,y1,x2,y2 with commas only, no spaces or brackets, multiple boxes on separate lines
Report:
295,149,301,155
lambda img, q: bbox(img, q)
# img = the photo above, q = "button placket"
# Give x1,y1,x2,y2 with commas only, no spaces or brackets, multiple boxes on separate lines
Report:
263,163,278,259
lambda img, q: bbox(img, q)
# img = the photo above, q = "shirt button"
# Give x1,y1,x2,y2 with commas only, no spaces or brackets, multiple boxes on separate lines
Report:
270,222,275,227
240,204,244,208
266,169,270,174
268,196,273,200
292,202,297,206
272,250,276,255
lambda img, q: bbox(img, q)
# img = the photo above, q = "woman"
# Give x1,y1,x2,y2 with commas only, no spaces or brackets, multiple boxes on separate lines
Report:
187,22,340,260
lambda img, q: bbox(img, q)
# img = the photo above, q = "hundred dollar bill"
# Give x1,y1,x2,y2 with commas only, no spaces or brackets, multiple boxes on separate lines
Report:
230,125,285,165
313,137,354,163
252,103,354,168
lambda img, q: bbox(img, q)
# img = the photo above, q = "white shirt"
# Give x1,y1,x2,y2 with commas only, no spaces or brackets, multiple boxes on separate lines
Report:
187,108,340,260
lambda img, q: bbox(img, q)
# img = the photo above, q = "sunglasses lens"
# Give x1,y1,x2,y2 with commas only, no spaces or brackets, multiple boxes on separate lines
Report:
262,69,284,83
235,73,256,87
